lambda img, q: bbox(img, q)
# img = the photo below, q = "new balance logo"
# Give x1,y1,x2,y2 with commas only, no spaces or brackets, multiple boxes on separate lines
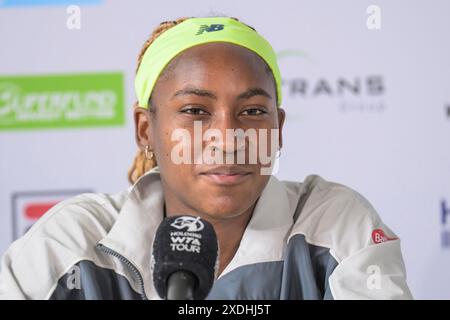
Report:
196,24,224,35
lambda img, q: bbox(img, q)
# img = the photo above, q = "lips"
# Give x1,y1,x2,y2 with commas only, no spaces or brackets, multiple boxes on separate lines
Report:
199,166,252,186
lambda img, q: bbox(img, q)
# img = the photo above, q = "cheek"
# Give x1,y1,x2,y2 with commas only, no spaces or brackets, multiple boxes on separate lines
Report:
151,119,179,162
151,123,195,181
155,130,172,161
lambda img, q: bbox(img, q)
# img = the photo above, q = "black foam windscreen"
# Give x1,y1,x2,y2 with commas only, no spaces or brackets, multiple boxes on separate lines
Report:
151,215,219,300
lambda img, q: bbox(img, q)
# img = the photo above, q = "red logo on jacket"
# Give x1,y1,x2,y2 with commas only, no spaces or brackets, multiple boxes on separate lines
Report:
372,229,397,244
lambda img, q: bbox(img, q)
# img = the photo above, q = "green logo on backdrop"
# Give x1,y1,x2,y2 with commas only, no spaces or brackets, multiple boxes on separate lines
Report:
0,72,125,130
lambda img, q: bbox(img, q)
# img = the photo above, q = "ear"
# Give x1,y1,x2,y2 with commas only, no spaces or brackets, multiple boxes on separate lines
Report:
134,106,154,151
277,107,286,149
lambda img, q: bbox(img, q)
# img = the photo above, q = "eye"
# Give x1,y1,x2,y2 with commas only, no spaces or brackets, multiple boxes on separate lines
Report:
180,106,210,115
240,107,268,116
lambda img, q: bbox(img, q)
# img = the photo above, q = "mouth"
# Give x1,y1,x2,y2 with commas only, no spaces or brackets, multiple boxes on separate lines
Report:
199,166,253,186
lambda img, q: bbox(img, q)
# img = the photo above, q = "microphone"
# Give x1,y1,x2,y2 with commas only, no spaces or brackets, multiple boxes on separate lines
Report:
151,215,219,300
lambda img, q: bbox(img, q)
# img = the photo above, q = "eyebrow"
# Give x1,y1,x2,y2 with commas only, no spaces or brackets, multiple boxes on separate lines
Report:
171,86,272,101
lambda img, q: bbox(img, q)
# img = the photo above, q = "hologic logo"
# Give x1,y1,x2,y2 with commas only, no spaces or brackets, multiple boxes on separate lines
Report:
170,216,204,232
170,216,204,253
0,72,125,130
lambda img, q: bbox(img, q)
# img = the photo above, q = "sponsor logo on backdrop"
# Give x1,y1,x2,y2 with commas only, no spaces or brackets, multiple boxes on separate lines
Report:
441,199,450,248
0,0,101,7
277,49,386,116
11,189,91,240
0,72,125,130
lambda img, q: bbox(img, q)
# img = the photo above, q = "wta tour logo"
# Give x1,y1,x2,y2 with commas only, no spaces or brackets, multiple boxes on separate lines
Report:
170,216,204,253
11,189,91,240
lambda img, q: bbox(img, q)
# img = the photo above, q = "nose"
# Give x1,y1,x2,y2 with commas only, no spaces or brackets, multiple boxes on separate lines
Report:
204,110,246,159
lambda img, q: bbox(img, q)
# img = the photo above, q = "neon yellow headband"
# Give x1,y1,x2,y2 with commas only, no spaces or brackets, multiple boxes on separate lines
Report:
135,17,282,108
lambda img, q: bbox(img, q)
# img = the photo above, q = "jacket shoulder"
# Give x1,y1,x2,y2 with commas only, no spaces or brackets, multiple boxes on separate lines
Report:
282,174,395,262
0,189,128,299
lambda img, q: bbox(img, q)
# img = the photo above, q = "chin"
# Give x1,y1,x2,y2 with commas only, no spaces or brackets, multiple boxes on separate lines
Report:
200,197,253,220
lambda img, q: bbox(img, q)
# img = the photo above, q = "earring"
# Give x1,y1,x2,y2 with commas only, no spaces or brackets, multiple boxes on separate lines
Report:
145,145,154,160
276,149,282,159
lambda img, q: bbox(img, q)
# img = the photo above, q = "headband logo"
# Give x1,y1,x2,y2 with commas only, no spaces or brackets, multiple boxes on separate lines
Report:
196,24,224,35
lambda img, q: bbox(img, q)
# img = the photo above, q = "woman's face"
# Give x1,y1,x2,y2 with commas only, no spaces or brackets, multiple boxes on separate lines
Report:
134,42,285,221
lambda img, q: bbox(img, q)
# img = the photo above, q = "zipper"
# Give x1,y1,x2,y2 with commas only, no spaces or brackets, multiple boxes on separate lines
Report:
96,243,148,300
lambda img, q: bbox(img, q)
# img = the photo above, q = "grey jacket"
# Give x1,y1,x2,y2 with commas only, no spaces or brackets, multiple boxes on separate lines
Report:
0,168,412,299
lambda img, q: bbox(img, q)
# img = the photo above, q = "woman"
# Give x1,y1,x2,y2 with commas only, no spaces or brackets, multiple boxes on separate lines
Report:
0,16,412,300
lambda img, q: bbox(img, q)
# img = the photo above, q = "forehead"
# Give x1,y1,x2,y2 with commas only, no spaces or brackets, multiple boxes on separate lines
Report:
154,42,274,93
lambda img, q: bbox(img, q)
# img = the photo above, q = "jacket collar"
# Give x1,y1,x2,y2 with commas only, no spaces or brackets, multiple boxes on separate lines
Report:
98,166,293,299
